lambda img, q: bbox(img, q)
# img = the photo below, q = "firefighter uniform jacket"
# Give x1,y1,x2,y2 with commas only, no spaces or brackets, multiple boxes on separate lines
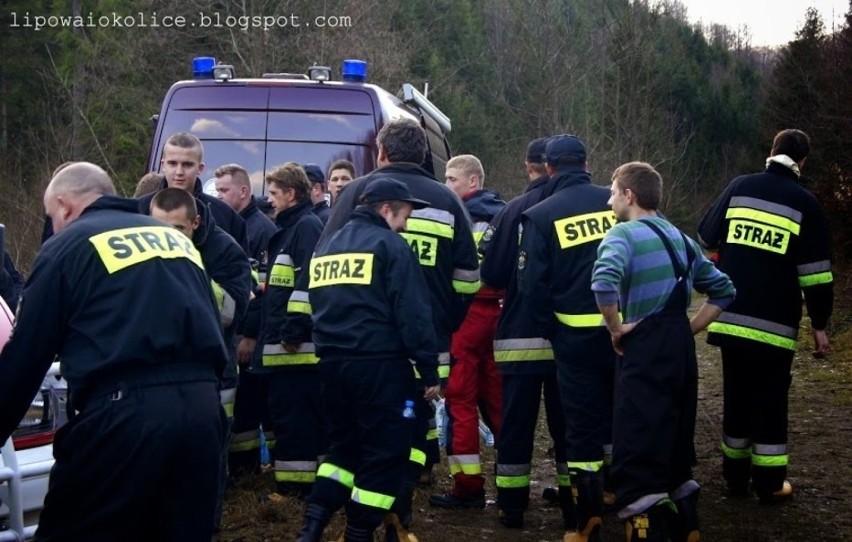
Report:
194,201,252,331
697,161,833,351
322,162,480,379
0,196,227,441
518,167,616,339
138,177,250,256
251,200,323,374
479,176,555,375
240,196,278,264
310,206,439,386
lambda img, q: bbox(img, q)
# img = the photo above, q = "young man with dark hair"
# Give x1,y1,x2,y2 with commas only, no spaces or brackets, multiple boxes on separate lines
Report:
698,128,832,504
303,164,331,225
297,178,440,542
594,161,735,541
328,159,356,204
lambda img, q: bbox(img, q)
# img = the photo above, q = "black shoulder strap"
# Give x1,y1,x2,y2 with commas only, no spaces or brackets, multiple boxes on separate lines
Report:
642,219,694,281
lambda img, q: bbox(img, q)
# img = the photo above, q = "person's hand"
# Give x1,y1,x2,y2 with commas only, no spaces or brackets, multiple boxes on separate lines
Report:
237,337,257,365
423,385,441,401
812,329,830,359
282,341,300,354
609,321,639,355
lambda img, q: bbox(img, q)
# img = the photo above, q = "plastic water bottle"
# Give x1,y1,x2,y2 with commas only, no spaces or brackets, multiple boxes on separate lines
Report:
479,419,495,447
402,400,416,419
431,398,447,447
258,426,271,466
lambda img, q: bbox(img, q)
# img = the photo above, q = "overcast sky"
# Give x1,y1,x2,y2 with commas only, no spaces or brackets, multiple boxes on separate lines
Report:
679,0,848,46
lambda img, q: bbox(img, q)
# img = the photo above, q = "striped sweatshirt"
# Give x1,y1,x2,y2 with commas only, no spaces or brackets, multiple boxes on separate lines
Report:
591,216,735,323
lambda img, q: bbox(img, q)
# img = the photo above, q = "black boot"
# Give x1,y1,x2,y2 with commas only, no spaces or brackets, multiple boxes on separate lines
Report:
563,472,602,542
296,503,332,542
624,500,674,542
344,523,375,542
722,453,751,497
672,488,700,542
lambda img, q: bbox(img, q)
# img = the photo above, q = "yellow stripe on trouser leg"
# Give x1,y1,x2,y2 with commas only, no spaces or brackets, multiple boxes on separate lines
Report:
351,486,395,510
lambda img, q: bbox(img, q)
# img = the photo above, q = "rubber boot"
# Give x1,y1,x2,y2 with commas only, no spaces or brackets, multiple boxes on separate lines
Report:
624,500,674,542
343,523,375,542
722,454,751,497
563,472,602,542
558,483,578,532
296,503,332,542
672,488,700,542
383,512,419,542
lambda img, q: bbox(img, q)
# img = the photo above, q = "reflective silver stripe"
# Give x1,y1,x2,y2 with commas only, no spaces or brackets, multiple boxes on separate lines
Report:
452,268,480,281
289,290,310,303
753,443,787,455
263,343,317,355
412,207,455,227
258,272,267,283
220,292,236,327
274,254,294,266
716,312,798,339
618,492,670,520
275,460,318,472
729,196,803,224
723,435,751,449
493,338,552,351
472,222,489,233
438,352,450,365
602,444,613,456
220,388,237,405
496,463,530,475
671,480,700,501
797,260,831,275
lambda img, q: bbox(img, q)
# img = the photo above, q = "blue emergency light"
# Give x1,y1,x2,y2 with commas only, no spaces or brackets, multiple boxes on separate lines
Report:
341,60,368,83
192,57,216,79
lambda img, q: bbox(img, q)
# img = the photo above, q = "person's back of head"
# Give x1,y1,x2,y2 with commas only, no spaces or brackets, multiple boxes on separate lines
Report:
377,119,427,165
45,162,116,233
770,129,810,163
135,172,165,198
151,187,199,219
611,161,663,212
545,134,587,173
525,137,549,179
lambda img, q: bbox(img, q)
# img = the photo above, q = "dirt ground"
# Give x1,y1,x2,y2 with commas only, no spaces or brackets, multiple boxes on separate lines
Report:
221,305,852,542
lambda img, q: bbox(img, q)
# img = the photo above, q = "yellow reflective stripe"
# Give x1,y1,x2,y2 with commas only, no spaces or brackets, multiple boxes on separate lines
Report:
438,365,450,379
265,438,276,450
351,486,395,510
288,300,313,314
496,475,530,488
401,232,438,267
721,441,751,460
799,271,833,287
211,280,225,309
262,353,319,365
275,471,317,483
726,219,790,254
555,312,613,327
89,226,204,273
557,474,572,486
448,455,482,475
453,278,481,294
309,253,374,288
409,448,427,466
494,348,555,362
426,428,438,441
269,263,295,287
317,463,355,488
752,454,789,467
407,216,454,239
229,438,260,452
567,461,604,473
708,322,798,351
725,207,800,235
222,402,234,418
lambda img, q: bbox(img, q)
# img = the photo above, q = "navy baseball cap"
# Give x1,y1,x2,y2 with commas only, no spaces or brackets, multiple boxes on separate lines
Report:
362,178,429,209
545,134,587,167
303,164,325,184
526,137,548,163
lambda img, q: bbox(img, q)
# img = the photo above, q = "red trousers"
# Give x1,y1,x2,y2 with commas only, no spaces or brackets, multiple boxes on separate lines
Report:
445,295,503,496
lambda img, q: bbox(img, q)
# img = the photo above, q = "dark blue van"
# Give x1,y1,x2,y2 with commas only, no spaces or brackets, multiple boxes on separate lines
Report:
145,58,453,196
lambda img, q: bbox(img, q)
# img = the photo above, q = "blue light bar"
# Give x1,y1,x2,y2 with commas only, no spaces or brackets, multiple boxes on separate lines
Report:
193,57,216,79
341,59,368,83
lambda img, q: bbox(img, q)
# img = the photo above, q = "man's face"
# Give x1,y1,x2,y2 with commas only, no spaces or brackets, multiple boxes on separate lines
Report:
384,202,413,233
161,144,204,192
608,179,630,222
151,206,200,237
328,168,354,199
267,184,293,214
444,167,475,199
310,182,326,205
215,174,245,212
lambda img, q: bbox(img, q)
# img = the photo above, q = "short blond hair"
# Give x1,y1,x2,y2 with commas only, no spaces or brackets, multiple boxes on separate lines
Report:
446,154,485,187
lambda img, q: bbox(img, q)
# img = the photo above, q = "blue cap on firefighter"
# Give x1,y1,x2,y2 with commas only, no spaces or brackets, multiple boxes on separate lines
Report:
361,178,430,209
526,137,548,164
546,134,587,167
303,164,325,184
